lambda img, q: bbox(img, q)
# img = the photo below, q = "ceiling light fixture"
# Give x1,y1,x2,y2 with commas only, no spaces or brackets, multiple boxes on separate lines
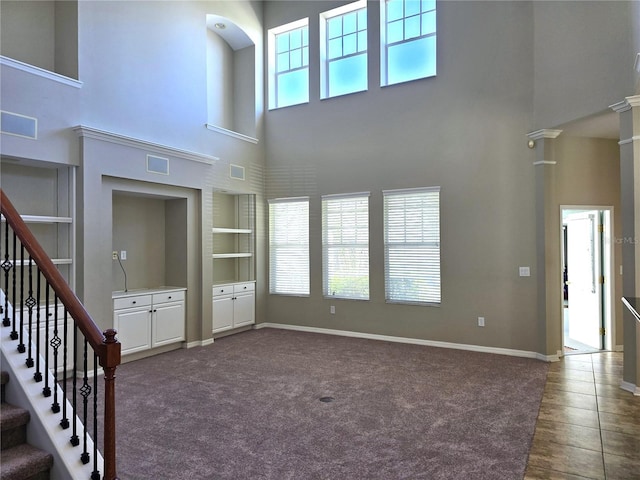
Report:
214,22,226,30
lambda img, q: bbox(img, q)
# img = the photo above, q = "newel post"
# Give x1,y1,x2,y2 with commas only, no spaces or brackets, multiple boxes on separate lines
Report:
101,328,121,480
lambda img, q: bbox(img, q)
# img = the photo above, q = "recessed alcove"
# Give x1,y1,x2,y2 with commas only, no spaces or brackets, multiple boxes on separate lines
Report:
111,191,187,293
0,0,78,79
206,15,256,141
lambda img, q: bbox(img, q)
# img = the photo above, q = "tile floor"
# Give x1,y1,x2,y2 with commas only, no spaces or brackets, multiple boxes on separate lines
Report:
524,351,640,479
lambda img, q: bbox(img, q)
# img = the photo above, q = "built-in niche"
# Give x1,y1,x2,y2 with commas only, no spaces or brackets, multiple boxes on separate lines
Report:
0,0,78,79
206,15,256,140
111,191,187,293
212,191,255,285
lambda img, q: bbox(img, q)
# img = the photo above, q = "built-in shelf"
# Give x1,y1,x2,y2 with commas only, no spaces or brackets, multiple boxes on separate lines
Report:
1,215,73,224
212,253,253,259
212,227,252,234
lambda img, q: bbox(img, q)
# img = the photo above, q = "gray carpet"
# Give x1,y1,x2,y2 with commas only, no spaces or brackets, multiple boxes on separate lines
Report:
102,329,548,479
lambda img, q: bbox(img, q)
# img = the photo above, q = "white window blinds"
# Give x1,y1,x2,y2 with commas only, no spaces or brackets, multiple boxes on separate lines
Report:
384,187,440,304
268,197,310,295
322,192,369,300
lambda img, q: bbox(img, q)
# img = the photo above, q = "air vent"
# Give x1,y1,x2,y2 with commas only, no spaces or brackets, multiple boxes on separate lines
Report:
1,111,37,139
147,155,169,175
230,164,245,180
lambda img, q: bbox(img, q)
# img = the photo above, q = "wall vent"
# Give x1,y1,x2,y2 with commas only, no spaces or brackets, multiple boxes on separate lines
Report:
1,111,37,139
147,155,169,175
230,164,245,180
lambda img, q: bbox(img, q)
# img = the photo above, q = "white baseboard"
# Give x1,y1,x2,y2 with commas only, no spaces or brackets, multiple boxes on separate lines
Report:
256,322,542,360
620,380,640,396
614,344,624,352
185,339,214,348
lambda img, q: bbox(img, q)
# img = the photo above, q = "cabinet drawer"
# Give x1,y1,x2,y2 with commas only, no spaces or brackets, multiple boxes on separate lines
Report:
152,290,185,305
233,282,255,293
113,295,152,310
213,285,233,297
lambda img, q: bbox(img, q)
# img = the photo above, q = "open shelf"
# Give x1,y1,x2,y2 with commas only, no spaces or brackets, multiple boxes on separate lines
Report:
212,227,252,234
212,253,253,259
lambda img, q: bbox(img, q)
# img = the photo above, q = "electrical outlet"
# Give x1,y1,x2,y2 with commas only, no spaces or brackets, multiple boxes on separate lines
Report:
478,317,485,327
330,305,335,314
112,251,118,260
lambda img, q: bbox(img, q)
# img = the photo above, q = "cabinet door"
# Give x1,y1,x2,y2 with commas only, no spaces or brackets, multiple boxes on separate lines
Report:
233,291,255,328
152,301,185,347
212,295,234,333
29,307,74,373
113,307,151,355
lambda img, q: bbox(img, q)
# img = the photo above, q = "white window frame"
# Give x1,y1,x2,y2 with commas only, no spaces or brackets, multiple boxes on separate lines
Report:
268,197,310,296
380,0,437,87
320,0,368,99
384,186,441,305
322,192,370,300
268,18,310,110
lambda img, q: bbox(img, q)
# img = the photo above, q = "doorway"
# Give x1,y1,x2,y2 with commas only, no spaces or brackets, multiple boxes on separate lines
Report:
561,207,614,354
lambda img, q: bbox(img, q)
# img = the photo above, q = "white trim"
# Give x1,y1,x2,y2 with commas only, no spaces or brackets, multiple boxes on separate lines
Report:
620,380,640,396
527,129,563,140
268,196,310,204
382,186,440,195
1,215,72,224
618,135,640,146
255,323,542,359
184,339,214,348
212,253,252,258
322,191,370,200
205,124,258,144
1,110,38,139
610,95,640,113
0,56,83,88
73,125,218,165
533,161,557,166
537,352,560,362
212,227,253,234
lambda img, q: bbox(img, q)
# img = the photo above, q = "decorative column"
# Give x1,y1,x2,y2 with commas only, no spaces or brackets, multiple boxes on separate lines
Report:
611,96,640,394
528,129,563,361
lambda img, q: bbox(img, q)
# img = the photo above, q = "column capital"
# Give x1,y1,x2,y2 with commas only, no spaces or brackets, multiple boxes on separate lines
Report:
527,129,563,140
610,95,640,113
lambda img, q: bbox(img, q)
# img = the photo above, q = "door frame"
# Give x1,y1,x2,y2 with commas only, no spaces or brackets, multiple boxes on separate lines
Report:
560,205,615,353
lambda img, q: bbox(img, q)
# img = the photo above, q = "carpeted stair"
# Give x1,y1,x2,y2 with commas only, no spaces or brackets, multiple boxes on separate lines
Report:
1,371,53,480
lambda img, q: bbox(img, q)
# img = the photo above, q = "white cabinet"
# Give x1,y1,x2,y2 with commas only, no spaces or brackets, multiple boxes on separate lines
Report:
24,304,74,373
113,288,185,356
212,282,255,334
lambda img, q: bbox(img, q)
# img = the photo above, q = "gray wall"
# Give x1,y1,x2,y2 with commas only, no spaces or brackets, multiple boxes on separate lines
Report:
533,1,635,129
263,0,540,352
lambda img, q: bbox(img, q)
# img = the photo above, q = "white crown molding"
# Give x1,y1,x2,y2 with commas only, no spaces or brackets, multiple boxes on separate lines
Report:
618,135,640,146
533,160,557,166
527,129,563,140
255,322,541,359
73,125,218,165
0,56,83,89
205,124,259,144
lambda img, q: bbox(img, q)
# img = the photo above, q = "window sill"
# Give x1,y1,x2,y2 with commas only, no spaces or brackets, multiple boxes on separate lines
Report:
0,56,82,88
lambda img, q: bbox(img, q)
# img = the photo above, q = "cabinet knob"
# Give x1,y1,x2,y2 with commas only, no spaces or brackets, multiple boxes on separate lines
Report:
132,301,137,304
221,289,224,293
168,296,172,299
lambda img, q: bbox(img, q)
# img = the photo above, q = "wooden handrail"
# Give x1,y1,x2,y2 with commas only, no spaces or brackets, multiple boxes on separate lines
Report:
0,188,120,480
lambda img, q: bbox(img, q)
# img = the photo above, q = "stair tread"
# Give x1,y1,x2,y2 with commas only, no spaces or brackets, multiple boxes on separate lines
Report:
0,443,53,480
0,403,30,431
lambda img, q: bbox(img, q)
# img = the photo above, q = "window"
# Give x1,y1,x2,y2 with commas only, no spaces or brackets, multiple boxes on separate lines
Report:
322,193,369,299
268,19,309,109
269,198,310,295
320,1,368,99
384,187,440,304
381,0,437,86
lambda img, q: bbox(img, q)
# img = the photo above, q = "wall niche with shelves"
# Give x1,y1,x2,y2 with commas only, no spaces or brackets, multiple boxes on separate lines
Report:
212,191,255,285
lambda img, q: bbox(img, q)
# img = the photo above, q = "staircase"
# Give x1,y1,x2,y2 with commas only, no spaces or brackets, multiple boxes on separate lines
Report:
1,370,53,480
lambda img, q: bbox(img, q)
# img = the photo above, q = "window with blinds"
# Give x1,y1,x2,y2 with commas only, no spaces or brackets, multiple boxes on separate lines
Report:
322,192,370,300
268,197,310,295
384,187,440,304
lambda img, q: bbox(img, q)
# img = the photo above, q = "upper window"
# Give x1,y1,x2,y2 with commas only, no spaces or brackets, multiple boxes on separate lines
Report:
381,0,437,86
268,19,309,109
268,197,310,295
322,193,370,300
384,187,440,304
320,1,368,99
